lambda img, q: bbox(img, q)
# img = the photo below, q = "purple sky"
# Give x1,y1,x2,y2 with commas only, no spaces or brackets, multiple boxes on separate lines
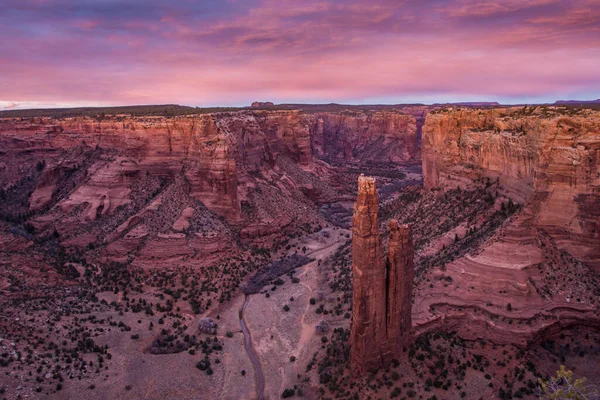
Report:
1,0,599,108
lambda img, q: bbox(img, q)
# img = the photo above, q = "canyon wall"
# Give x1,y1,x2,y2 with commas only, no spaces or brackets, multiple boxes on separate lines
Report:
0,111,318,220
422,107,600,269
310,111,419,164
0,109,419,258
1,109,419,221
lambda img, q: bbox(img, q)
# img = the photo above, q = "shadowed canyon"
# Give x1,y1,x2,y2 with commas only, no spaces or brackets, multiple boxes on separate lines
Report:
0,104,599,399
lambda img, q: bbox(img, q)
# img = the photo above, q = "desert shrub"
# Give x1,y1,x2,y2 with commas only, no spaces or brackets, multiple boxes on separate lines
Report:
198,318,217,334
315,320,330,333
196,358,210,371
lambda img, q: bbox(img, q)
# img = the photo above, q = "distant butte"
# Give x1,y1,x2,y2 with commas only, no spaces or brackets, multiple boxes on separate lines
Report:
250,101,275,108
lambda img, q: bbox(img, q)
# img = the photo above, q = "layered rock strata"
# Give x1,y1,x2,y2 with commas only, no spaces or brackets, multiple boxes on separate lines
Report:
0,109,418,223
417,106,600,346
422,107,600,270
350,175,414,375
311,112,419,164
386,220,414,352
0,109,419,260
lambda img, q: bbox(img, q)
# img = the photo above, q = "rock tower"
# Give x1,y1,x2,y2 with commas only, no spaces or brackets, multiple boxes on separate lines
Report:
350,175,414,375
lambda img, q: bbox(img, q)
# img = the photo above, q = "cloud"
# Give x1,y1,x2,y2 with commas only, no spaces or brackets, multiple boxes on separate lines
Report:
527,5,600,26
3,102,20,109
0,0,598,106
439,0,559,18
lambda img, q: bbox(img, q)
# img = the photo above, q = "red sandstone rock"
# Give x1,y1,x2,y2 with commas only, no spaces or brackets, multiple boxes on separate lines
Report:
350,176,414,375
386,220,414,353
0,109,419,264
422,107,600,270
416,107,600,346
350,175,387,375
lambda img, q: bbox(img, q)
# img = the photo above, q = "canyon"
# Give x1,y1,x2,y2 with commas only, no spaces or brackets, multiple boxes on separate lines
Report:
0,104,598,399
0,109,419,255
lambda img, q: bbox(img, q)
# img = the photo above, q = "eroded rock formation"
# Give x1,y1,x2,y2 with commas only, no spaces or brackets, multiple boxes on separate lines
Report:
350,175,414,375
0,109,418,264
350,175,387,374
386,220,414,353
415,106,600,346
422,107,600,270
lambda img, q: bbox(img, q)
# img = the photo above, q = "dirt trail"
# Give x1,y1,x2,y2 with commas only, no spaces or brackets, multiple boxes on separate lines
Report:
239,295,265,400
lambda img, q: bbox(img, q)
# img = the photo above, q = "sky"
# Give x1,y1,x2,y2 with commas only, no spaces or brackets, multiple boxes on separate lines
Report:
1,0,599,109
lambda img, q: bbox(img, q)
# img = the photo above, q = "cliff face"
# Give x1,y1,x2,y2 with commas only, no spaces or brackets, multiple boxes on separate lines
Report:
1,115,240,220
1,111,316,222
386,220,414,351
1,109,417,221
350,175,414,375
422,107,600,269
0,111,318,263
311,111,419,164
0,109,418,261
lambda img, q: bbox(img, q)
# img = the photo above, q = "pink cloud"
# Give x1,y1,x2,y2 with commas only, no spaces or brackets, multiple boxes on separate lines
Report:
439,0,559,18
74,19,99,30
527,6,600,26
0,0,598,106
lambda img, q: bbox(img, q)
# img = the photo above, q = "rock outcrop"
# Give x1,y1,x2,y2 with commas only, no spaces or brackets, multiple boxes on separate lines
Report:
386,220,414,353
1,109,417,221
415,106,600,347
350,175,414,375
350,175,387,374
0,110,320,221
250,101,274,108
422,107,600,270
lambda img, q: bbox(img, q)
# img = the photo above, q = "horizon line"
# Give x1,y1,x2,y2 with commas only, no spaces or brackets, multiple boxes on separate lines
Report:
2,98,600,113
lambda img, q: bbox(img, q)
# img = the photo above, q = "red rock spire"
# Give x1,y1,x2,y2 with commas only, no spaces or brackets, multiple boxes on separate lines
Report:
350,175,414,376
386,220,414,354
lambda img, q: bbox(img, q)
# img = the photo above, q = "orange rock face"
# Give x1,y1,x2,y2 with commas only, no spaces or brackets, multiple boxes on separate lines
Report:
422,107,600,270
0,109,418,261
350,175,414,375
350,175,387,374
2,109,417,222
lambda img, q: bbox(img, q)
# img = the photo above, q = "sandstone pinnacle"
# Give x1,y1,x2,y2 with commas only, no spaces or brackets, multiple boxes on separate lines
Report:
350,176,414,376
